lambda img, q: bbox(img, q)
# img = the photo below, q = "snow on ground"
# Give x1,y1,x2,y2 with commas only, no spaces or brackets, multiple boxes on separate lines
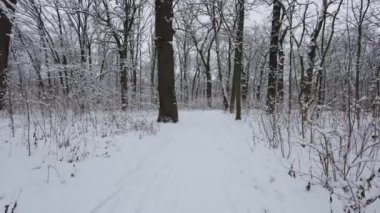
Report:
1,111,347,213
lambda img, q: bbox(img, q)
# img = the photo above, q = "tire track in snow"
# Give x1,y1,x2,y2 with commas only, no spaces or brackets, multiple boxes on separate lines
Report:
89,136,177,213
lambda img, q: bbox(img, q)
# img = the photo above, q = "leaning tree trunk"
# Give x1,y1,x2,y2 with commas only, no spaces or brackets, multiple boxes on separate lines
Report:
155,0,178,123
0,0,17,110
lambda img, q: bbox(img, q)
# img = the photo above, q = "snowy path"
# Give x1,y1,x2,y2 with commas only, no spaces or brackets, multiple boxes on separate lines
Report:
89,111,257,213
1,111,340,213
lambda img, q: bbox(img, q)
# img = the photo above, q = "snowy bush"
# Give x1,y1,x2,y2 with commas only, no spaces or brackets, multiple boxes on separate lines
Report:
253,109,380,212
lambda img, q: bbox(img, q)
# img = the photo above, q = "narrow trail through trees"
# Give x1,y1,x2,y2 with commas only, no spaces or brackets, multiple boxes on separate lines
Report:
87,112,337,213
9,111,339,213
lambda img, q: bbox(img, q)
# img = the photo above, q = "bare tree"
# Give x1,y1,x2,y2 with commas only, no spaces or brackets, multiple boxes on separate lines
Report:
299,0,329,125
353,0,371,126
94,0,138,110
211,0,229,110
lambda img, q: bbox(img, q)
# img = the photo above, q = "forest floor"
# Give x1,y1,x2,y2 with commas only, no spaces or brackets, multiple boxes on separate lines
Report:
0,110,369,213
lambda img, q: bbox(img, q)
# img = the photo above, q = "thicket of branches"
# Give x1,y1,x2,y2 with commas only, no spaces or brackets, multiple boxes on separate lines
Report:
4,0,378,115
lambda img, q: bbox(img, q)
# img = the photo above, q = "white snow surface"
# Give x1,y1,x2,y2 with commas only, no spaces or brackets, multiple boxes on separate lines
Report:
1,111,348,213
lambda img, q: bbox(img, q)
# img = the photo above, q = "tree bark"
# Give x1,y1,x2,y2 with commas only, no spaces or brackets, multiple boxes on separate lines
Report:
150,36,156,105
232,0,244,120
120,50,128,110
354,0,370,125
156,0,178,123
0,0,17,110
277,27,288,103
266,0,281,113
300,1,327,123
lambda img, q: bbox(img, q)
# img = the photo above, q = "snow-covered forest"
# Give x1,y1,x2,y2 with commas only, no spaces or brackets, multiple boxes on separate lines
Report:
0,0,379,212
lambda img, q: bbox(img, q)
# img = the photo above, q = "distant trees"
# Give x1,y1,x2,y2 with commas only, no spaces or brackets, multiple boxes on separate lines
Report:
174,8,193,105
353,0,371,124
0,0,17,110
188,0,218,108
211,0,229,110
1,0,378,126
94,0,139,110
174,0,239,109
155,0,178,122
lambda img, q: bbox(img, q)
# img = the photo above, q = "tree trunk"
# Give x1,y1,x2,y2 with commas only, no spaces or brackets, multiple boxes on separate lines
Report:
232,0,244,120
0,0,17,110
288,3,294,113
278,27,288,103
205,65,212,108
120,50,128,110
266,0,281,113
156,0,178,123
230,67,236,113
214,30,228,110
300,2,327,123
257,52,267,101
355,21,362,124
183,45,189,104
354,0,370,125
150,37,156,105
212,0,228,110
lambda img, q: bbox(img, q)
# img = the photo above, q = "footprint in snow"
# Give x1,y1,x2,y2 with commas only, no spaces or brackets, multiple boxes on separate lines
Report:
269,176,276,183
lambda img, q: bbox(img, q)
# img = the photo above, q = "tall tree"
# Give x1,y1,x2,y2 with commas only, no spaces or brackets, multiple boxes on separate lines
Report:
353,0,370,125
316,0,344,109
266,0,281,113
299,0,329,124
156,0,178,123
191,13,216,108
211,0,229,110
0,0,17,110
231,0,244,120
174,6,194,105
